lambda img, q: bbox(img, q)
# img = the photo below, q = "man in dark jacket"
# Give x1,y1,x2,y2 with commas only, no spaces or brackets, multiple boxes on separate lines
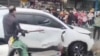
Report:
3,6,25,43
3,6,29,56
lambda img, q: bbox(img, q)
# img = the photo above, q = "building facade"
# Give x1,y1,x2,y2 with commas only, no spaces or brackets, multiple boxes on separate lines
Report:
65,0,96,10
0,0,100,11
37,0,100,11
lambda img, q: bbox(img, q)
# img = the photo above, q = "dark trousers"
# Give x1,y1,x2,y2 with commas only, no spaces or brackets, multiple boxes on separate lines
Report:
93,26,100,39
88,18,94,26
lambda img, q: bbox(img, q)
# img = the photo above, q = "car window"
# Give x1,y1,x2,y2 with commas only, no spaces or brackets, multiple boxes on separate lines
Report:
27,14,64,28
16,13,64,29
16,13,38,25
34,15,64,28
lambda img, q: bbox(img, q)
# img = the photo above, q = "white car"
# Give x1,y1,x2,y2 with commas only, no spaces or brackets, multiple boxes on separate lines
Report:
0,6,94,56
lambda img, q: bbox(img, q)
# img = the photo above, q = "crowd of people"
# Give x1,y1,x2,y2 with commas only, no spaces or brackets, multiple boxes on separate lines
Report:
46,8,95,28
20,0,95,28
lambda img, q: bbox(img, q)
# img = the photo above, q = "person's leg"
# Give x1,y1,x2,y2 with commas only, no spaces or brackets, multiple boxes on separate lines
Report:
93,26,97,39
12,40,29,56
78,20,81,26
77,19,79,26
86,20,89,28
88,20,90,26
85,21,89,27
80,19,83,27
91,17,95,25
90,19,93,26
97,28,100,39
29,2,33,7
82,22,86,27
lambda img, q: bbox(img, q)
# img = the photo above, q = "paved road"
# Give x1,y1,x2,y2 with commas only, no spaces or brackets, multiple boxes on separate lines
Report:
92,40,100,56
86,27,100,56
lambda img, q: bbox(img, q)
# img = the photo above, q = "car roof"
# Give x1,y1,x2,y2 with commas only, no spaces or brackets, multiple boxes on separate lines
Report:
16,8,46,14
0,7,57,19
0,5,51,15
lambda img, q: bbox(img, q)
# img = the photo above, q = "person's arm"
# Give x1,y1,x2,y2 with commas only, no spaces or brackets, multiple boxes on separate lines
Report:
14,20,43,34
15,20,23,32
14,21,28,36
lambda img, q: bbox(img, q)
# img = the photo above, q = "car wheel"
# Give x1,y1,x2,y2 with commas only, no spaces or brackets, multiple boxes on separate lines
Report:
68,42,87,56
8,48,22,56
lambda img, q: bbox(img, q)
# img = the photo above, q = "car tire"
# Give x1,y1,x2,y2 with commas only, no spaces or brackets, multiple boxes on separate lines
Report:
8,48,22,56
68,42,87,56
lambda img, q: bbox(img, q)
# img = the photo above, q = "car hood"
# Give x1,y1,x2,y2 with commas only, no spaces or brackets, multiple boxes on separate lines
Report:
69,25,91,34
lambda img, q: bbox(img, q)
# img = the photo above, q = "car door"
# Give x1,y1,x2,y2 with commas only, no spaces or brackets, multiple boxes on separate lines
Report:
16,13,65,48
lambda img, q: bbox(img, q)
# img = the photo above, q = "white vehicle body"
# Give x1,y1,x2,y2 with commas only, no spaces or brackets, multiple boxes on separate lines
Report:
0,7,94,56
0,44,9,56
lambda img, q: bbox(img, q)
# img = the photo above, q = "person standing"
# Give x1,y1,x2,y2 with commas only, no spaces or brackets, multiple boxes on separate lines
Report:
73,10,79,25
20,0,28,7
67,10,75,25
58,11,65,22
81,11,88,27
3,6,29,56
29,0,35,8
63,10,69,24
87,10,94,26
3,6,23,43
77,11,84,27
93,14,100,40
51,8,58,17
